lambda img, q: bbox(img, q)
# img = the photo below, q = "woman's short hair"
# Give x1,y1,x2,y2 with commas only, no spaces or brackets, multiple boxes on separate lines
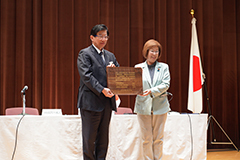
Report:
142,39,162,59
90,24,109,36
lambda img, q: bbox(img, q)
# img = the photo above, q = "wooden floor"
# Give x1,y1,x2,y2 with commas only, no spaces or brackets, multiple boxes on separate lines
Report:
207,149,240,160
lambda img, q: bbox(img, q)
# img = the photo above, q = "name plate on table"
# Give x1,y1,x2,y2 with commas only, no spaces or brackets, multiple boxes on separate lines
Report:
42,109,62,116
107,67,143,95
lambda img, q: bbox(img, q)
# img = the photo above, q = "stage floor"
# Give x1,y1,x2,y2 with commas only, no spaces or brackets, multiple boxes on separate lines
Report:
207,149,240,160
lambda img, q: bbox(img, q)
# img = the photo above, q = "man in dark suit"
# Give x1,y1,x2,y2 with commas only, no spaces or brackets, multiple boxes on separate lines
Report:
77,24,119,160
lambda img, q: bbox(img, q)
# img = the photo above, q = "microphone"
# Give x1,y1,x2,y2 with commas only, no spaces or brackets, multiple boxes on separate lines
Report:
166,92,173,102
21,86,28,93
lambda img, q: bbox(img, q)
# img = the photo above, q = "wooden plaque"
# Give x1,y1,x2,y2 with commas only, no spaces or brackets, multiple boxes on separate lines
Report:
107,67,143,95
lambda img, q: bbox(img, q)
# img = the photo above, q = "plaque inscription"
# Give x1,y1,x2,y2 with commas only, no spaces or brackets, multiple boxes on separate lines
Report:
107,67,143,95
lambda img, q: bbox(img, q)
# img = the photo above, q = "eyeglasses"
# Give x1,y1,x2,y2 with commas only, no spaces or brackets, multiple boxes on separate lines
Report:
149,50,159,54
94,35,109,40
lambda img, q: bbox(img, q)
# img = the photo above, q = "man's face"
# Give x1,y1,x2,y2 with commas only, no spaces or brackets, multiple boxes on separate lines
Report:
90,30,108,50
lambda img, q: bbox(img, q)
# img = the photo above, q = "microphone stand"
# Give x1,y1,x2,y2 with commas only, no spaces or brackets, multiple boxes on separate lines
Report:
11,89,27,160
22,92,26,115
23,92,26,115
20,85,28,115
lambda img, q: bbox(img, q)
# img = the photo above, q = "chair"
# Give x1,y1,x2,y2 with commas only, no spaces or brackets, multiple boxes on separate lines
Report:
5,107,39,115
115,107,133,115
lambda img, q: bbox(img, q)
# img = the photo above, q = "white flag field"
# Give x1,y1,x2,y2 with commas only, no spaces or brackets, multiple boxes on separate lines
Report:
187,18,205,113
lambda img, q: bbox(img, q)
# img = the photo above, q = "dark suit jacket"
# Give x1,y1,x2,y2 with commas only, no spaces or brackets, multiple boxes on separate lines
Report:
77,45,119,112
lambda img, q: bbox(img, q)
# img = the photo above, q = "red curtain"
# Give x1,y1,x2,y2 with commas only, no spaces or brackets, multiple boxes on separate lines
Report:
0,0,239,149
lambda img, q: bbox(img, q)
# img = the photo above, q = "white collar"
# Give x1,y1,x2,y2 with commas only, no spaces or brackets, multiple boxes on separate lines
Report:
92,44,104,55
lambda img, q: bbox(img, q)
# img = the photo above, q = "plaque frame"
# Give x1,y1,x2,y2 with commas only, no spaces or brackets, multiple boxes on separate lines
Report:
106,67,143,95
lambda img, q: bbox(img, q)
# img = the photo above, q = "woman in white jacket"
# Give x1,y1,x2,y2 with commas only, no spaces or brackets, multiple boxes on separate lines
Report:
134,39,171,160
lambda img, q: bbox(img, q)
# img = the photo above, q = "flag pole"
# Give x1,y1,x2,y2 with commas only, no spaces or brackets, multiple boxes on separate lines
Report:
190,7,217,147
205,76,238,151
191,8,217,142
190,9,194,18
190,9,238,151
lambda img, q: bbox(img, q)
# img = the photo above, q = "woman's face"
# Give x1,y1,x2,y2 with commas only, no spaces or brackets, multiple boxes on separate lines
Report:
146,46,159,65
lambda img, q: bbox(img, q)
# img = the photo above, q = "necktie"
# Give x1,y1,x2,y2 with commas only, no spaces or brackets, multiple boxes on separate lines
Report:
99,52,105,65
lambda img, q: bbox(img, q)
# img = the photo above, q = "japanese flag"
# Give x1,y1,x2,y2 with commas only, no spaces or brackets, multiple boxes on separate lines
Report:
187,18,204,113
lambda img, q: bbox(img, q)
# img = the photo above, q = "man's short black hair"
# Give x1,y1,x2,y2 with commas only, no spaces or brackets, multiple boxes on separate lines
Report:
90,24,109,36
